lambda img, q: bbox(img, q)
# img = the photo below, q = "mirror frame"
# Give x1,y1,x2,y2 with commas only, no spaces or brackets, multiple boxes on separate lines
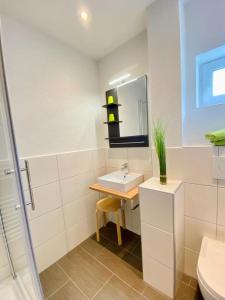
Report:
104,75,149,148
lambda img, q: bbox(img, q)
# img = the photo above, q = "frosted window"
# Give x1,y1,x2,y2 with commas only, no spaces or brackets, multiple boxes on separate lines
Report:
213,68,225,96
196,45,225,107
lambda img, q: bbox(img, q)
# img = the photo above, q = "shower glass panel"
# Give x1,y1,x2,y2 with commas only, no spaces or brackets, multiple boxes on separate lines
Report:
0,31,43,299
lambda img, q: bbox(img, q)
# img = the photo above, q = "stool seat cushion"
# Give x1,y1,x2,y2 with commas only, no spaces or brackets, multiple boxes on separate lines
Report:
96,197,121,212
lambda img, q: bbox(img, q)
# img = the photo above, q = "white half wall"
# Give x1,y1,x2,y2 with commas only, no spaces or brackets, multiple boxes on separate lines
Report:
0,16,104,158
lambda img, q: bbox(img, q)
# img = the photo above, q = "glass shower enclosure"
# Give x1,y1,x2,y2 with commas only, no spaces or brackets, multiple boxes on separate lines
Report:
0,25,44,299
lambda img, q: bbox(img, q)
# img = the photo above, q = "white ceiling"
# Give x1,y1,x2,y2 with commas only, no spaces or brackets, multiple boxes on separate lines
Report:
0,0,155,60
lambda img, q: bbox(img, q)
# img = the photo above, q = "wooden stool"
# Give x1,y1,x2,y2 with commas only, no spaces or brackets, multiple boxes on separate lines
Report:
96,197,124,246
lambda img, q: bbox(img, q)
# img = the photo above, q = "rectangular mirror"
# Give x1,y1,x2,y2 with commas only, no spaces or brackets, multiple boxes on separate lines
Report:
104,75,149,147
118,75,148,137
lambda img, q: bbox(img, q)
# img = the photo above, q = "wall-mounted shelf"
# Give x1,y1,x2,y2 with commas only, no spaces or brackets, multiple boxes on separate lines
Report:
102,103,121,108
104,121,123,124
103,88,121,143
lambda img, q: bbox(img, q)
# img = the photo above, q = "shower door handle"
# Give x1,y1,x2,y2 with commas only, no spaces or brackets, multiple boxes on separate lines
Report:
4,161,35,211
23,160,35,211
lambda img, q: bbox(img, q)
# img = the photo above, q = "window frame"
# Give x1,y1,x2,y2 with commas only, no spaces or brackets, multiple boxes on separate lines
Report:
196,45,225,108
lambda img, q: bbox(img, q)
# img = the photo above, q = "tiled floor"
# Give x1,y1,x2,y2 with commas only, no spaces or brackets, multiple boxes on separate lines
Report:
91,222,143,272
40,224,204,300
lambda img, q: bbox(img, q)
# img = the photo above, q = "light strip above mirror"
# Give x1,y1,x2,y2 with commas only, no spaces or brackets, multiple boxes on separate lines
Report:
109,73,131,86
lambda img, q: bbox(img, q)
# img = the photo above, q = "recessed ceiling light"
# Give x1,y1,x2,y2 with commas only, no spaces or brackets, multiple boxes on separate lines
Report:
80,11,89,21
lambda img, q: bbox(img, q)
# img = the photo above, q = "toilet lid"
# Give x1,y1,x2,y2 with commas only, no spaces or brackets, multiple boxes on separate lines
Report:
198,237,225,300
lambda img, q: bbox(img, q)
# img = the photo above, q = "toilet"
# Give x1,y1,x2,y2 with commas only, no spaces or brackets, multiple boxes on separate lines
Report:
197,237,225,300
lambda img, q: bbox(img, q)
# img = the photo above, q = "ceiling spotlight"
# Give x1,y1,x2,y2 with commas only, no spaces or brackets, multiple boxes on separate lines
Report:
80,11,89,21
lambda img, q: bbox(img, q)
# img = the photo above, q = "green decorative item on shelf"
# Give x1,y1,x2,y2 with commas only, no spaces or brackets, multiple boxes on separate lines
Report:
108,113,115,122
153,121,167,185
107,95,114,105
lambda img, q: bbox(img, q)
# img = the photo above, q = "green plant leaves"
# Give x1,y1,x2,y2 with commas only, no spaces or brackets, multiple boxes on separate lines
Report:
153,121,166,176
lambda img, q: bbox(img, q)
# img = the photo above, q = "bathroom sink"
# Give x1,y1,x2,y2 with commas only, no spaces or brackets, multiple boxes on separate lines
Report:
97,171,143,192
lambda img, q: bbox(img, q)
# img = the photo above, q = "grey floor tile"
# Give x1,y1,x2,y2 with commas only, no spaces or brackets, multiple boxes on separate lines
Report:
97,248,146,293
93,275,146,300
57,246,112,298
39,263,67,298
48,280,87,300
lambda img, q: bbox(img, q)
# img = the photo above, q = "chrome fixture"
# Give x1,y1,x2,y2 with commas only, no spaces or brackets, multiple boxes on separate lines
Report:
121,162,129,176
4,160,35,211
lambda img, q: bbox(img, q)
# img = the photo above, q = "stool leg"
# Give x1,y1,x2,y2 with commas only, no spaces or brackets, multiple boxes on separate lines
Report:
96,209,100,242
103,212,108,227
115,211,122,246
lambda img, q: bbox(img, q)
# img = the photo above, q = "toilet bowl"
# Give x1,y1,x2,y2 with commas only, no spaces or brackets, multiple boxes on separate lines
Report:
197,237,225,300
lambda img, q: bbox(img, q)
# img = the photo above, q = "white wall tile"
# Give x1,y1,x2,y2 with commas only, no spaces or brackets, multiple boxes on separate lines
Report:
185,183,217,223
217,225,225,242
65,224,82,251
60,172,94,205
35,233,67,273
27,182,61,220
65,220,95,252
139,187,173,232
182,146,216,186
106,148,127,168
57,150,93,179
63,199,86,229
0,264,10,282
142,223,173,268
143,256,174,298
218,187,225,226
30,208,64,247
184,248,198,279
85,193,99,217
63,193,98,227
92,148,106,169
94,167,107,178
127,147,152,172
152,147,184,180
185,217,216,252
28,155,58,188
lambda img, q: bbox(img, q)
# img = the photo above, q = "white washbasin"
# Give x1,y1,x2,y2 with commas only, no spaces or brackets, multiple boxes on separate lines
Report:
97,171,143,192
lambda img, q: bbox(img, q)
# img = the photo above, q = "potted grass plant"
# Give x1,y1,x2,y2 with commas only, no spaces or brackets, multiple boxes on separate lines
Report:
153,121,167,185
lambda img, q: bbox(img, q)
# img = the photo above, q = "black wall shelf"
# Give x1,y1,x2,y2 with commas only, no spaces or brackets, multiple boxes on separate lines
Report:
103,89,121,139
104,121,122,124
102,103,121,108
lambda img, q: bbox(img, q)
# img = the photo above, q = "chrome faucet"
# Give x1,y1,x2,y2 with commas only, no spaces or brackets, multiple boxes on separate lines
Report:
121,162,129,176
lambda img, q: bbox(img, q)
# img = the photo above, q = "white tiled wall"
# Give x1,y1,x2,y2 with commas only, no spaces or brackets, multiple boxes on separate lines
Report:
27,148,105,273
0,148,106,278
106,145,225,279
152,145,223,279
